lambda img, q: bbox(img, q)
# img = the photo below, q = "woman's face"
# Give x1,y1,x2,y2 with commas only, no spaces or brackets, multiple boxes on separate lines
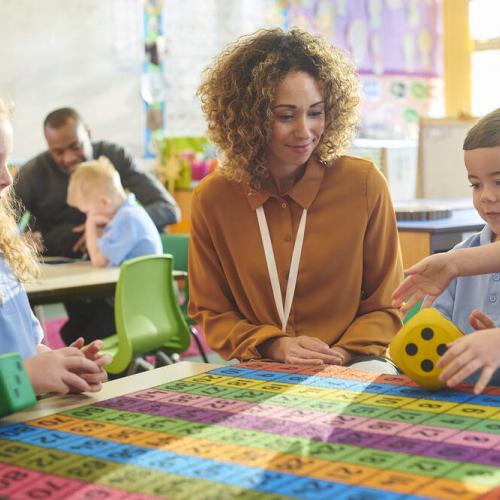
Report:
266,71,325,175
0,117,13,197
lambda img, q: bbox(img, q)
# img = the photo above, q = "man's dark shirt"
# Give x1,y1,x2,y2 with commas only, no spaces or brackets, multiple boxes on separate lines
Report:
14,141,180,257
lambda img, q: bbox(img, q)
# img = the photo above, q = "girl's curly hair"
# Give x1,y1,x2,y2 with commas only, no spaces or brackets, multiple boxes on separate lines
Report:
0,99,39,282
198,28,360,190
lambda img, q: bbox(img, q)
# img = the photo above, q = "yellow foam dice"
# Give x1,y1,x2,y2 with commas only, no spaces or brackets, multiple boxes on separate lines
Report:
389,308,464,390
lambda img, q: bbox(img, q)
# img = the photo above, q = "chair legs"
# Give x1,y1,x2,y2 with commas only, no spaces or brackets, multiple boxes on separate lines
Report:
156,350,177,366
190,326,209,363
127,357,155,375
118,336,206,377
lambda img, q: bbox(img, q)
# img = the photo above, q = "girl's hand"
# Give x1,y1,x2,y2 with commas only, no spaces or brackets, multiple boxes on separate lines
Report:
437,329,500,394
24,348,103,395
469,309,496,331
260,336,351,365
69,338,112,391
70,338,105,360
392,253,459,313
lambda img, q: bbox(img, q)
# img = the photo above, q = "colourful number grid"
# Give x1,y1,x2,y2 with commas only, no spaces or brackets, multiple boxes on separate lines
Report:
1,362,500,499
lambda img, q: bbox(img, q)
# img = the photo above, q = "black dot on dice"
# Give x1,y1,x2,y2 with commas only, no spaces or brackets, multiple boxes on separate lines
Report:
421,328,434,340
437,344,447,356
421,359,434,372
405,343,418,356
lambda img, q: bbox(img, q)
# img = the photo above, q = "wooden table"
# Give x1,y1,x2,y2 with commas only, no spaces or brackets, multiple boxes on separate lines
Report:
25,260,186,306
2,361,499,498
3,361,214,424
397,207,484,267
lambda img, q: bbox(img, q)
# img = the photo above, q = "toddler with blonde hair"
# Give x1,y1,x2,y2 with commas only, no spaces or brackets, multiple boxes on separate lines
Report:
67,156,162,268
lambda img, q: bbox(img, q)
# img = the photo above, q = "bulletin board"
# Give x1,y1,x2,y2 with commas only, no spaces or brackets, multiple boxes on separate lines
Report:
0,0,144,162
416,118,478,199
282,0,444,141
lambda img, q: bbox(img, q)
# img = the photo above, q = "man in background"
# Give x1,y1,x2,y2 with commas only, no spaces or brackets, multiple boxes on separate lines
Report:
13,107,180,344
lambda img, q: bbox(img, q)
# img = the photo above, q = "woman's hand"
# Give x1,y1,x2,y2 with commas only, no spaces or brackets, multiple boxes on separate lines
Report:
437,329,500,394
329,346,353,365
469,309,496,331
24,348,105,395
259,336,351,365
392,253,459,313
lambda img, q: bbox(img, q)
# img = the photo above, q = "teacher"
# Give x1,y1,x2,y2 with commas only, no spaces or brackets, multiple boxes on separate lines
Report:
189,28,403,372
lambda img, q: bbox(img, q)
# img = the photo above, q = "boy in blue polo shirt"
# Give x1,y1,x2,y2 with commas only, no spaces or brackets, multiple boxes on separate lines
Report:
393,108,500,394
67,156,162,268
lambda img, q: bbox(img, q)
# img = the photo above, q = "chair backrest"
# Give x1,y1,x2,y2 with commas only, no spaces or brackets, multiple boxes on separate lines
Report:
160,233,189,272
402,299,423,324
160,233,192,322
114,255,190,364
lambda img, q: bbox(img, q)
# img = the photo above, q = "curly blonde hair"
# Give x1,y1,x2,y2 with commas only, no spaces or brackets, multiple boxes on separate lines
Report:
0,99,39,282
198,28,360,190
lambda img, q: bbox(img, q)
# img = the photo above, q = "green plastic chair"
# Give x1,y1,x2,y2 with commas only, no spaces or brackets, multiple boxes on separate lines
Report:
160,233,209,363
403,300,423,324
101,254,191,375
18,210,31,233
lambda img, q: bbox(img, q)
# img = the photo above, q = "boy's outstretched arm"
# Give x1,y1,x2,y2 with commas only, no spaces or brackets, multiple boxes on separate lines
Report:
392,241,500,312
391,253,459,312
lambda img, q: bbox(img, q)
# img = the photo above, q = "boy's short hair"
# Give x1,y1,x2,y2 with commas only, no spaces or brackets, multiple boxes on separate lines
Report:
67,156,125,205
464,108,500,150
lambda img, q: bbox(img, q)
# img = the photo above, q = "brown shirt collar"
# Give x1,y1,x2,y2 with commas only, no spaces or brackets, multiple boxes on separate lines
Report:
246,159,326,210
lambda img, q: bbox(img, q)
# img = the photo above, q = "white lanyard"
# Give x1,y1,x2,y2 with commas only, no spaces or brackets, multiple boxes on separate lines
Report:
256,205,307,332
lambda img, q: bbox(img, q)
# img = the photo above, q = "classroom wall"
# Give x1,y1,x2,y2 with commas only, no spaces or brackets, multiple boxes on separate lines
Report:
1,0,446,166
160,0,444,143
0,0,144,163
162,0,276,138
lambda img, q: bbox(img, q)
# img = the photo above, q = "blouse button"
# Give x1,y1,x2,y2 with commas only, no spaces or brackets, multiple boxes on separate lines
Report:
489,295,497,304
493,274,500,281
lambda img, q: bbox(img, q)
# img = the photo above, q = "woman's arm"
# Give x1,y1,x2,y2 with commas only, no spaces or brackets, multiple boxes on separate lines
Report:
335,167,403,357
188,190,288,360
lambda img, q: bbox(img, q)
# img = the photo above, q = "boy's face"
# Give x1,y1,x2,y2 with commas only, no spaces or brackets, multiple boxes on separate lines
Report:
465,146,500,237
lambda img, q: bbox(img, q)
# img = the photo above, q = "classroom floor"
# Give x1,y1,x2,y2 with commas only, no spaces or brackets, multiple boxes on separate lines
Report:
41,304,232,366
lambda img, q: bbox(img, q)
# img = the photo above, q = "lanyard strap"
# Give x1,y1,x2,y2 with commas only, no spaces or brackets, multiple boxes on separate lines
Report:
256,205,307,332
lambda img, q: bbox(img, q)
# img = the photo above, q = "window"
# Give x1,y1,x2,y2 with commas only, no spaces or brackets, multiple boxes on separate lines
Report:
469,0,500,115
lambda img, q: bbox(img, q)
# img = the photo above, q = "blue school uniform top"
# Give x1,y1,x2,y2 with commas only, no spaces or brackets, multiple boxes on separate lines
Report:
432,224,500,332
0,256,43,359
98,194,163,267
432,224,500,385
